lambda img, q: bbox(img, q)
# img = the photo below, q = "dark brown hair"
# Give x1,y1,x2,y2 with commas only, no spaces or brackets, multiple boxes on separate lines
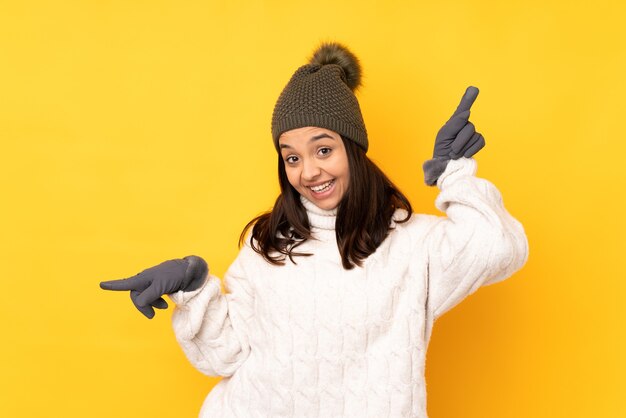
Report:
239,136,412,269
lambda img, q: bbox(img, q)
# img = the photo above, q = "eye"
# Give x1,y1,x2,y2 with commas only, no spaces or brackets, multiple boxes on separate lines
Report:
285,155,299,164
318,147,332,156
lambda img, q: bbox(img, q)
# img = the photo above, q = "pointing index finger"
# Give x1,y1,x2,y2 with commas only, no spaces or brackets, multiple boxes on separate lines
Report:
452,86,479,117
100,275,144,291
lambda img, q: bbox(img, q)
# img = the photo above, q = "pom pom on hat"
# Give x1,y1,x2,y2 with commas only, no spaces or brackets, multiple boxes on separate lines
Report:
308,41,363,92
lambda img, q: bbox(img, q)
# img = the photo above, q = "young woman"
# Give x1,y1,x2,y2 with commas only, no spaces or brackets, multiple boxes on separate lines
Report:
101,41,529,417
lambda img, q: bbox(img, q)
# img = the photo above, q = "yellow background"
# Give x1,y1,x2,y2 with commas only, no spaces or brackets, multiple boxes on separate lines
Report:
1,0,624,417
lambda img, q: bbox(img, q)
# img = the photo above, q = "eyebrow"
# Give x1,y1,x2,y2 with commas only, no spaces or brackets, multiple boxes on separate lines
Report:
279,133,334,149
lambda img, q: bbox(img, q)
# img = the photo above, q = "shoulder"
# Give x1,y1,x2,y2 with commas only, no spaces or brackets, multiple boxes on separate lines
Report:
388,209,442,247
238,232,264,260
391,208,439,231
226,233,265,272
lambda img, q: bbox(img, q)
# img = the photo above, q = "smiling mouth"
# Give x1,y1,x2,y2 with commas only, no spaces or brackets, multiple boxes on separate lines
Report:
308,179,335,193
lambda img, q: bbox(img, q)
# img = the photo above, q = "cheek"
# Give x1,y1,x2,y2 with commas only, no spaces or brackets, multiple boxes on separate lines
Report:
285,169,301,189
336,158,350,184
340,173,350,193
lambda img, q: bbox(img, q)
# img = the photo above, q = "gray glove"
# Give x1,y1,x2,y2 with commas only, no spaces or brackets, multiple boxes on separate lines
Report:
100,255,208,319
423,86,486,185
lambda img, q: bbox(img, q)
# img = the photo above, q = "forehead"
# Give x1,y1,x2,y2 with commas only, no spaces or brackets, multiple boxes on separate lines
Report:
278,126,338,146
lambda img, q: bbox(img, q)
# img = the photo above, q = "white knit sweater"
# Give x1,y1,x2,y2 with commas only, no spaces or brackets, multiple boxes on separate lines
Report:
168,157,529,418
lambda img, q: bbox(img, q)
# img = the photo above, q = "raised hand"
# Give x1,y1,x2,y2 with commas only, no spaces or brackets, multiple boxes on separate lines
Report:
432,86,485,160
100,255,208,319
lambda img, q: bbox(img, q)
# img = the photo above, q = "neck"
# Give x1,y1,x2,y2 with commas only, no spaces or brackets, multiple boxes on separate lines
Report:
300,195,337,231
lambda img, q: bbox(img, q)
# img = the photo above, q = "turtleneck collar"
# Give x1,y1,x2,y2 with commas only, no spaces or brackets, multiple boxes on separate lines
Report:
300,195,337,231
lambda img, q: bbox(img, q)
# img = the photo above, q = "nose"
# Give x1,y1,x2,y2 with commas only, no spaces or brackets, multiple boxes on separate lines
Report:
301,157,321,181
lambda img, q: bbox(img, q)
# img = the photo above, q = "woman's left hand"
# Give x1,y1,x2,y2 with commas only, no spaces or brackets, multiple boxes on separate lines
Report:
432,86,486,160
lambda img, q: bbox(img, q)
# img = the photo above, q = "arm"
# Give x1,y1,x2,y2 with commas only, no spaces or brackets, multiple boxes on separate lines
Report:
168,246,254,377
424,157,529,320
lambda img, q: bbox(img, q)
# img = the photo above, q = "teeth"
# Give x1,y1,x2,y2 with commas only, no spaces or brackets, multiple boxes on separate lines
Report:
310,180,333,192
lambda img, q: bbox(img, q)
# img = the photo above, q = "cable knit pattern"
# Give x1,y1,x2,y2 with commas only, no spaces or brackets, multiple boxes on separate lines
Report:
168,157,529,418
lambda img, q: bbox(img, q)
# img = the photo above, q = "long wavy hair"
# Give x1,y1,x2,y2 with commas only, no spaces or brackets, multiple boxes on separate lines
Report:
239,135,412,269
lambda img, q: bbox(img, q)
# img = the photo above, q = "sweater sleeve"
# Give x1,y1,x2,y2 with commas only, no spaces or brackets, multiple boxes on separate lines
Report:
423,157,529,320
167,245,254,377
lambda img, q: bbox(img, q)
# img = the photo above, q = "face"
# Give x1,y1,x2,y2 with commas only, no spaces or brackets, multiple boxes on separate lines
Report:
278,126,350,211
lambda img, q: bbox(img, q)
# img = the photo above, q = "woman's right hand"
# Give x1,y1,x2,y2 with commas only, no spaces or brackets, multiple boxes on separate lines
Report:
100,255,208,319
